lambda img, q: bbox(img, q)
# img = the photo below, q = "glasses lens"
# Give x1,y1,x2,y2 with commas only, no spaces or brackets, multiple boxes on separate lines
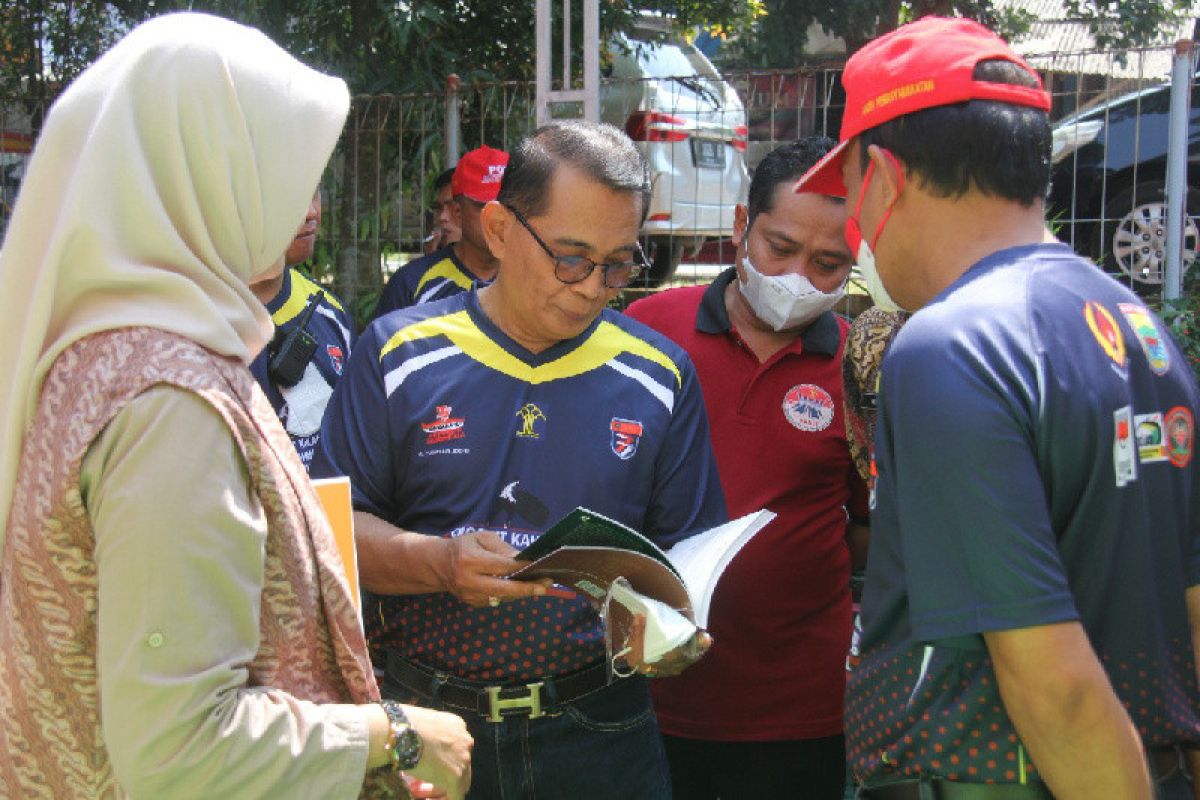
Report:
554,255,596,285
602,263,639,289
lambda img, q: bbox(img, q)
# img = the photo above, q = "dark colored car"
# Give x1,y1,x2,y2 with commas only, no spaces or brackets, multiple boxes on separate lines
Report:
1047,76,1199,289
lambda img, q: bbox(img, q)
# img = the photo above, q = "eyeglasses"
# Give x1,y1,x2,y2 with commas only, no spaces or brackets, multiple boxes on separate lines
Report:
504,204,647,289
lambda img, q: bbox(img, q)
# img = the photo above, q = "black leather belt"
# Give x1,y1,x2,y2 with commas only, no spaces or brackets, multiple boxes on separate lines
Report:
1149,745,1186,783
385,653,613,723
862,746,1188,800
860,780,1052,800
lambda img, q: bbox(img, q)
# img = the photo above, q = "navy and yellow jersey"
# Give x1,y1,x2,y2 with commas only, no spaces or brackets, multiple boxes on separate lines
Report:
312,289,727,682
373,245,484,319
848,244,1200,784
250,267,355,469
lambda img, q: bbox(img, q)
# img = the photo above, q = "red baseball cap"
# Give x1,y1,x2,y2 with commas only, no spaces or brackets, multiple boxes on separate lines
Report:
451,145,509,203
794,17,1051,197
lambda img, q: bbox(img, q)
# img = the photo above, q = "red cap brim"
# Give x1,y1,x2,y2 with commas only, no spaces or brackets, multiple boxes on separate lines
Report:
793,139,849,198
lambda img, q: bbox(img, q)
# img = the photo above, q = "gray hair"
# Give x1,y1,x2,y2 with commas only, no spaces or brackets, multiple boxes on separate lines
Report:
497,120,651,220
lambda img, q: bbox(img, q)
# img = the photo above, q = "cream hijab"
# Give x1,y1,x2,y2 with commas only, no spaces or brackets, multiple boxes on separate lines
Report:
0,13,350,554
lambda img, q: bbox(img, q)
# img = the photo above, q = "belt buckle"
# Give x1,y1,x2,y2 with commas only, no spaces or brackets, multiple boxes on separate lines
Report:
485,682,546,723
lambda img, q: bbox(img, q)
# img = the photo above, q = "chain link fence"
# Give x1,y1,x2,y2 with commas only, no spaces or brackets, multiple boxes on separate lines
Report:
2,42,1193,326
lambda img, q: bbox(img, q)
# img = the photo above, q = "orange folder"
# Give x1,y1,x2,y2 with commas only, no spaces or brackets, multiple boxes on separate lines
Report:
311,476,360,616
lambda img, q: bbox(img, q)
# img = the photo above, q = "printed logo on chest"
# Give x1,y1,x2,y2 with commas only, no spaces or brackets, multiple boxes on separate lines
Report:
782,384,835,432
421,404,466,444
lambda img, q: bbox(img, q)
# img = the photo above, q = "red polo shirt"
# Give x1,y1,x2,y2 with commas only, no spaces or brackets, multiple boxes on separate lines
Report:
625,268,868,741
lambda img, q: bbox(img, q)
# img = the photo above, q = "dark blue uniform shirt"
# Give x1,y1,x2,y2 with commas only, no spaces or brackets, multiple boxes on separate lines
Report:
849,243,1200,785
312,289,727,682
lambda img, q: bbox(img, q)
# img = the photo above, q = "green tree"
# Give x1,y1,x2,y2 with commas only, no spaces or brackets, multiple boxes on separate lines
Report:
0,1,758,96
722,0,1198,68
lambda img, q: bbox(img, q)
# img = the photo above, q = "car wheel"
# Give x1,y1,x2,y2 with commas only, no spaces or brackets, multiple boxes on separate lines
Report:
1097,181,1198,286
639,236,684,286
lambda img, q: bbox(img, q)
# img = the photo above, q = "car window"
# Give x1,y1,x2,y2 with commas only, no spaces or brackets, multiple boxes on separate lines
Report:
633,40,720,81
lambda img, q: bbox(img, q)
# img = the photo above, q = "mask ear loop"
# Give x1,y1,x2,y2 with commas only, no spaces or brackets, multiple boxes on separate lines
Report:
601,577,636,680
867,149,906,252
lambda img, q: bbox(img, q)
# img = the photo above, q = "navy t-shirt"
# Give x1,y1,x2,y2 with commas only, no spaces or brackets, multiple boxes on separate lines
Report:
849,243,1200,785
249,268,354,469
373,245,481,319
312,289,727,682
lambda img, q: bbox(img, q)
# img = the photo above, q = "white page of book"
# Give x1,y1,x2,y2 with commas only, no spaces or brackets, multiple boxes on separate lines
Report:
665,509,775,628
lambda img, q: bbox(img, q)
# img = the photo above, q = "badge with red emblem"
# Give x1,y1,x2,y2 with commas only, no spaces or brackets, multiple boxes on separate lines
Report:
421,404,466,444
610,418,643,460
326,344,345,375
1165,406,1194,468
1084,300,1126,371
783,384,835,432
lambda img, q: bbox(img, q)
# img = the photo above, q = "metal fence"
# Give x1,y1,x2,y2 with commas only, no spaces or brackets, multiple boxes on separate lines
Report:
1,41,1194,323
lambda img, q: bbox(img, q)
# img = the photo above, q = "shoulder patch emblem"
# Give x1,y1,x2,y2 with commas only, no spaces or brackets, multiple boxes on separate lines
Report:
783,384,835,432
610,418,644,460
1084,300,1126,369
1117,302,1169,375
326,344,345,375
1165,406,1194,468
1113,405,1137,487
1134,412,1168,463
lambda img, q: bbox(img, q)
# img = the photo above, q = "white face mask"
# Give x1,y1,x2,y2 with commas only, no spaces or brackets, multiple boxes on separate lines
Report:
845,152,908,313
854,240,905,314
737,255,845,332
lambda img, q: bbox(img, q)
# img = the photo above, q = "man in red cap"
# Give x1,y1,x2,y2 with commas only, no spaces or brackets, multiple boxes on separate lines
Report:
794,15,1200,800
375,145,508,318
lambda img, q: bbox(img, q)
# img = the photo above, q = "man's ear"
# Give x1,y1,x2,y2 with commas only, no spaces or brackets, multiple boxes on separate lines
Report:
480,200,509,260
732,203,749,250
866,144,903,207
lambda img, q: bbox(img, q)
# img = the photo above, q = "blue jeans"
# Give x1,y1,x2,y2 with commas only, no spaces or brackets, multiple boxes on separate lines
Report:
383,669,671,800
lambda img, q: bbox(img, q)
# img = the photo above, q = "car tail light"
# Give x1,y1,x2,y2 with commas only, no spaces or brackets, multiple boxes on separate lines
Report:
732,124,748,152
625,111,689,143
648,212,672,222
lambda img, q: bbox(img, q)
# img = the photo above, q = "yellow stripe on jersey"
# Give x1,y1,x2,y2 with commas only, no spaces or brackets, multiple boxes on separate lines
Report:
414,258,473,296
379,310,682,388
272,269,345,326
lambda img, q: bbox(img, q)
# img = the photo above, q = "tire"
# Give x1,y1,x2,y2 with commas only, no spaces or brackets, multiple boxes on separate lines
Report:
1096,181,1198,287
638,236,684,287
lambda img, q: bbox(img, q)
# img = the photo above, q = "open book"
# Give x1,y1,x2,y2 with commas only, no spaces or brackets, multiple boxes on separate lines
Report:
511,507,775,630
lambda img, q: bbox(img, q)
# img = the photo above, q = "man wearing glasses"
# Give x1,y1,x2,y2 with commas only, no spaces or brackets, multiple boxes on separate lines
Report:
312,120,726,799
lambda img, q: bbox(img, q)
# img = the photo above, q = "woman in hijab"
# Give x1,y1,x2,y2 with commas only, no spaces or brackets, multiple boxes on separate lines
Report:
0,13,470,799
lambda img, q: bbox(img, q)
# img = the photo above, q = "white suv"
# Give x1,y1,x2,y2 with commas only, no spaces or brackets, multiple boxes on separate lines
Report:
602,33,749,284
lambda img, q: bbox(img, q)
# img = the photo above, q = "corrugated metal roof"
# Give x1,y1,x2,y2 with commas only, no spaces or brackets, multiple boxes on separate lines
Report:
1001,0,1194,79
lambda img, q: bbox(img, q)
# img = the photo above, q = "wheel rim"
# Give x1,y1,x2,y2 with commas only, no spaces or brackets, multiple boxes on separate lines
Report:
1111,200,1198,284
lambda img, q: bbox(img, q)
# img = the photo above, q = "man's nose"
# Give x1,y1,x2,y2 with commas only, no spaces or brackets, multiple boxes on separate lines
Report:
573,266,607,300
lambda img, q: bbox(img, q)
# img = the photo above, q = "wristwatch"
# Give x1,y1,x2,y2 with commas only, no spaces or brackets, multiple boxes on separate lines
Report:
379,699,423,771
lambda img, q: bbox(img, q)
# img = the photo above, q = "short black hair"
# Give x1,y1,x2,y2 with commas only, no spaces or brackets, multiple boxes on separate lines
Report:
747,135,840,225
497,120,650,220
858,59,1050,205
433,167,455,192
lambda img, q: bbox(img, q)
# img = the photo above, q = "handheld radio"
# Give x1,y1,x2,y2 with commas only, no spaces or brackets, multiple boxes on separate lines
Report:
268,291,323,388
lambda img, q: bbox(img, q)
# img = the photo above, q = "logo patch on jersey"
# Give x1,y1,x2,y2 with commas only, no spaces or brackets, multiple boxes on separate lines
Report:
1084,301,1126,370
610,418,644,460
515,403,547,439
1113,405,1137,487
1118,302,1169,375
1165,406,1194,468
1134,412,1168,463
783,384,835,432
326,344,345,375
421,404,466,444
